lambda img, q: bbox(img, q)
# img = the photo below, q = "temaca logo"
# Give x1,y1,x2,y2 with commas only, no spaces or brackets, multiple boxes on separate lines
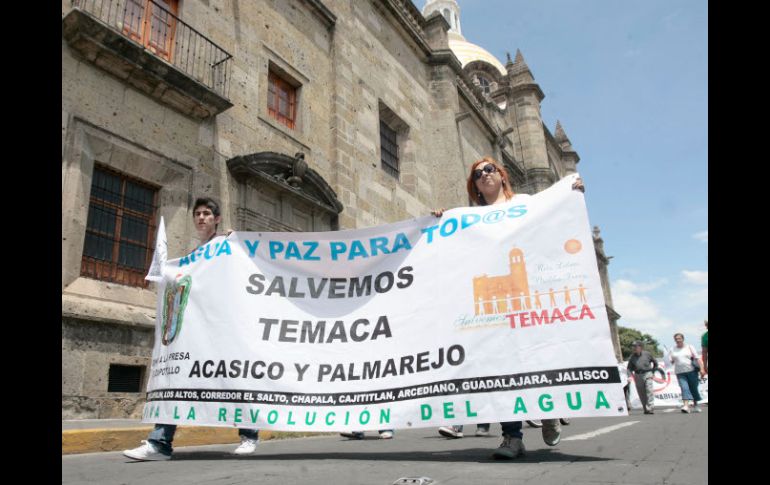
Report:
469,244,596,330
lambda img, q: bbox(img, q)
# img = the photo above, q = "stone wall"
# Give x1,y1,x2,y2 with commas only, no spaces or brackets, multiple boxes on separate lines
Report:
61,0,619,417
62,318,154,419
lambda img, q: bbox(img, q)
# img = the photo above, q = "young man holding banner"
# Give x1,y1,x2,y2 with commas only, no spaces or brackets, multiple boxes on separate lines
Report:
123,197,260,461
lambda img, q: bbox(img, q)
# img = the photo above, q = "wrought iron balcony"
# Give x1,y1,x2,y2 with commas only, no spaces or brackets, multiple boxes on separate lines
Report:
63,0,234,119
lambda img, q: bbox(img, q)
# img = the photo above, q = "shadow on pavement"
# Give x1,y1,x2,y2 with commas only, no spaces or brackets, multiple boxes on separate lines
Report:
167,448,615,464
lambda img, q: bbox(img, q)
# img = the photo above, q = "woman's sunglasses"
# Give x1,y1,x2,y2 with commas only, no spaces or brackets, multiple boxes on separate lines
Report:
473,164,498,180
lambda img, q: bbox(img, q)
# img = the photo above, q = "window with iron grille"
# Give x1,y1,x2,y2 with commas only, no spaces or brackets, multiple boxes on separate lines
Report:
268,71,297,130
81,165,159,288
122,0,179,62
108,364,144,393
380,120,400,178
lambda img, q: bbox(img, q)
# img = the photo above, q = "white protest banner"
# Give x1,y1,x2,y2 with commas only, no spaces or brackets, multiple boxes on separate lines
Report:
143,174,627,432
627,359,709,409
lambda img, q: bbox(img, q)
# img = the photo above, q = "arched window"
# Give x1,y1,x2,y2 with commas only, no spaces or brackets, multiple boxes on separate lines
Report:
475,74,491,94
442,8,450,23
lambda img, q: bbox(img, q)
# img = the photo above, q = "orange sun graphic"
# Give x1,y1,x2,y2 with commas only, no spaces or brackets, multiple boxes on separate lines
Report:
564,239,582,254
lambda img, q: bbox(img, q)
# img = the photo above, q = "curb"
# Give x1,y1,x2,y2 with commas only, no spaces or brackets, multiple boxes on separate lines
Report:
62,426,331,455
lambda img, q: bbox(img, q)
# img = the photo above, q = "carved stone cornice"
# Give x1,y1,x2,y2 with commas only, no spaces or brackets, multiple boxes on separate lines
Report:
227,152,343,215
455,75,484,113
428,49,495,128
300,0,337,30
509,82,545,102
379,0,432,57
455,75,500,141
427,49,464,70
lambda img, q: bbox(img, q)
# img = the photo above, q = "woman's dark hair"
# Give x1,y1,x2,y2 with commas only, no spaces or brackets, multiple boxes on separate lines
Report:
465,156,514,206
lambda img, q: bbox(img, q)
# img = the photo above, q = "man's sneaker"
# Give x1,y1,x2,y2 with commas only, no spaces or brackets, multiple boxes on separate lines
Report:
541,419,562,446
438,426,463,439
340,431,365,439
123,440,171,461
379,430,394,439
475,425,491,437
691,406,701,413
492,436,525,459
680,406,690,414
233,437,259,455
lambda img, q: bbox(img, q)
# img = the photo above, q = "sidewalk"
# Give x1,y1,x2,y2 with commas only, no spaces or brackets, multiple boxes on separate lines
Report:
61,419,328,455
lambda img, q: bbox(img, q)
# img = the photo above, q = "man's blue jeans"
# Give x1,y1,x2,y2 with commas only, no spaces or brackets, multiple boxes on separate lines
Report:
148,424,259,455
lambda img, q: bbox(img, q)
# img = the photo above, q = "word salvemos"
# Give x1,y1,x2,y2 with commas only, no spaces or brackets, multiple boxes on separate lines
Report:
245,267,414,299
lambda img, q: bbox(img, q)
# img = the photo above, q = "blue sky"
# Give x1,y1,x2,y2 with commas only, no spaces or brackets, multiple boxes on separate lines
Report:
419,0,708,351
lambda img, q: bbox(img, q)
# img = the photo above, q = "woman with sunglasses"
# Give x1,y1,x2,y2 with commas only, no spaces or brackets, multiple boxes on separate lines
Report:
433,156,584,459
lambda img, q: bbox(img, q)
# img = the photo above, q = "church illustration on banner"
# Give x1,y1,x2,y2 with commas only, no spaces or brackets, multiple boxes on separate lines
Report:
472,246,587,316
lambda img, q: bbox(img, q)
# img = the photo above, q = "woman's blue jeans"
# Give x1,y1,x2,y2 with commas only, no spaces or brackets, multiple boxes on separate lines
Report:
676,370,702,403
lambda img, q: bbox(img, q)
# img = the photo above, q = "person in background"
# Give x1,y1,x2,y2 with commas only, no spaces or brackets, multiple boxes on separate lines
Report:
627,341,658,415
670,333,702,413
700,320,708,376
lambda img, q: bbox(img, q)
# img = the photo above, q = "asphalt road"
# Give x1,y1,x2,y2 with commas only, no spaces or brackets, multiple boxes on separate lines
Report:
62,407,707,485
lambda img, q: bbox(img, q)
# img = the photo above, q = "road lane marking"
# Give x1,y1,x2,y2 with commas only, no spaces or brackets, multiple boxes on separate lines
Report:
562,421,639,441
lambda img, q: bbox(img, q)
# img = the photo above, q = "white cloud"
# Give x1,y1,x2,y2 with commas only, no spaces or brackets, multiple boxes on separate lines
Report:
661,9,684,31
677,270,708,308
682,270,708,285
693,230,708,243
683,287,708,307
614,278,668,293
612,276,708,352
612,279,674,333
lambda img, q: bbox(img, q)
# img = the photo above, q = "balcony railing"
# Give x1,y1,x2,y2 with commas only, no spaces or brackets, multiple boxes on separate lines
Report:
71,0,232,99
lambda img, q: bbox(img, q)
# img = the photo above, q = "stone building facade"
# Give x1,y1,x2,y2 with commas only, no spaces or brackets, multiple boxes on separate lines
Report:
61,0,621,419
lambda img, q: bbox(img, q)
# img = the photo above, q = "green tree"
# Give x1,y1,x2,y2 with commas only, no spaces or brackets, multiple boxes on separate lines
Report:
618,326,663,360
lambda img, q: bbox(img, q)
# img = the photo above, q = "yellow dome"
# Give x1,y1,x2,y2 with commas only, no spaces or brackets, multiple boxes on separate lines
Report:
448,33,507,76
